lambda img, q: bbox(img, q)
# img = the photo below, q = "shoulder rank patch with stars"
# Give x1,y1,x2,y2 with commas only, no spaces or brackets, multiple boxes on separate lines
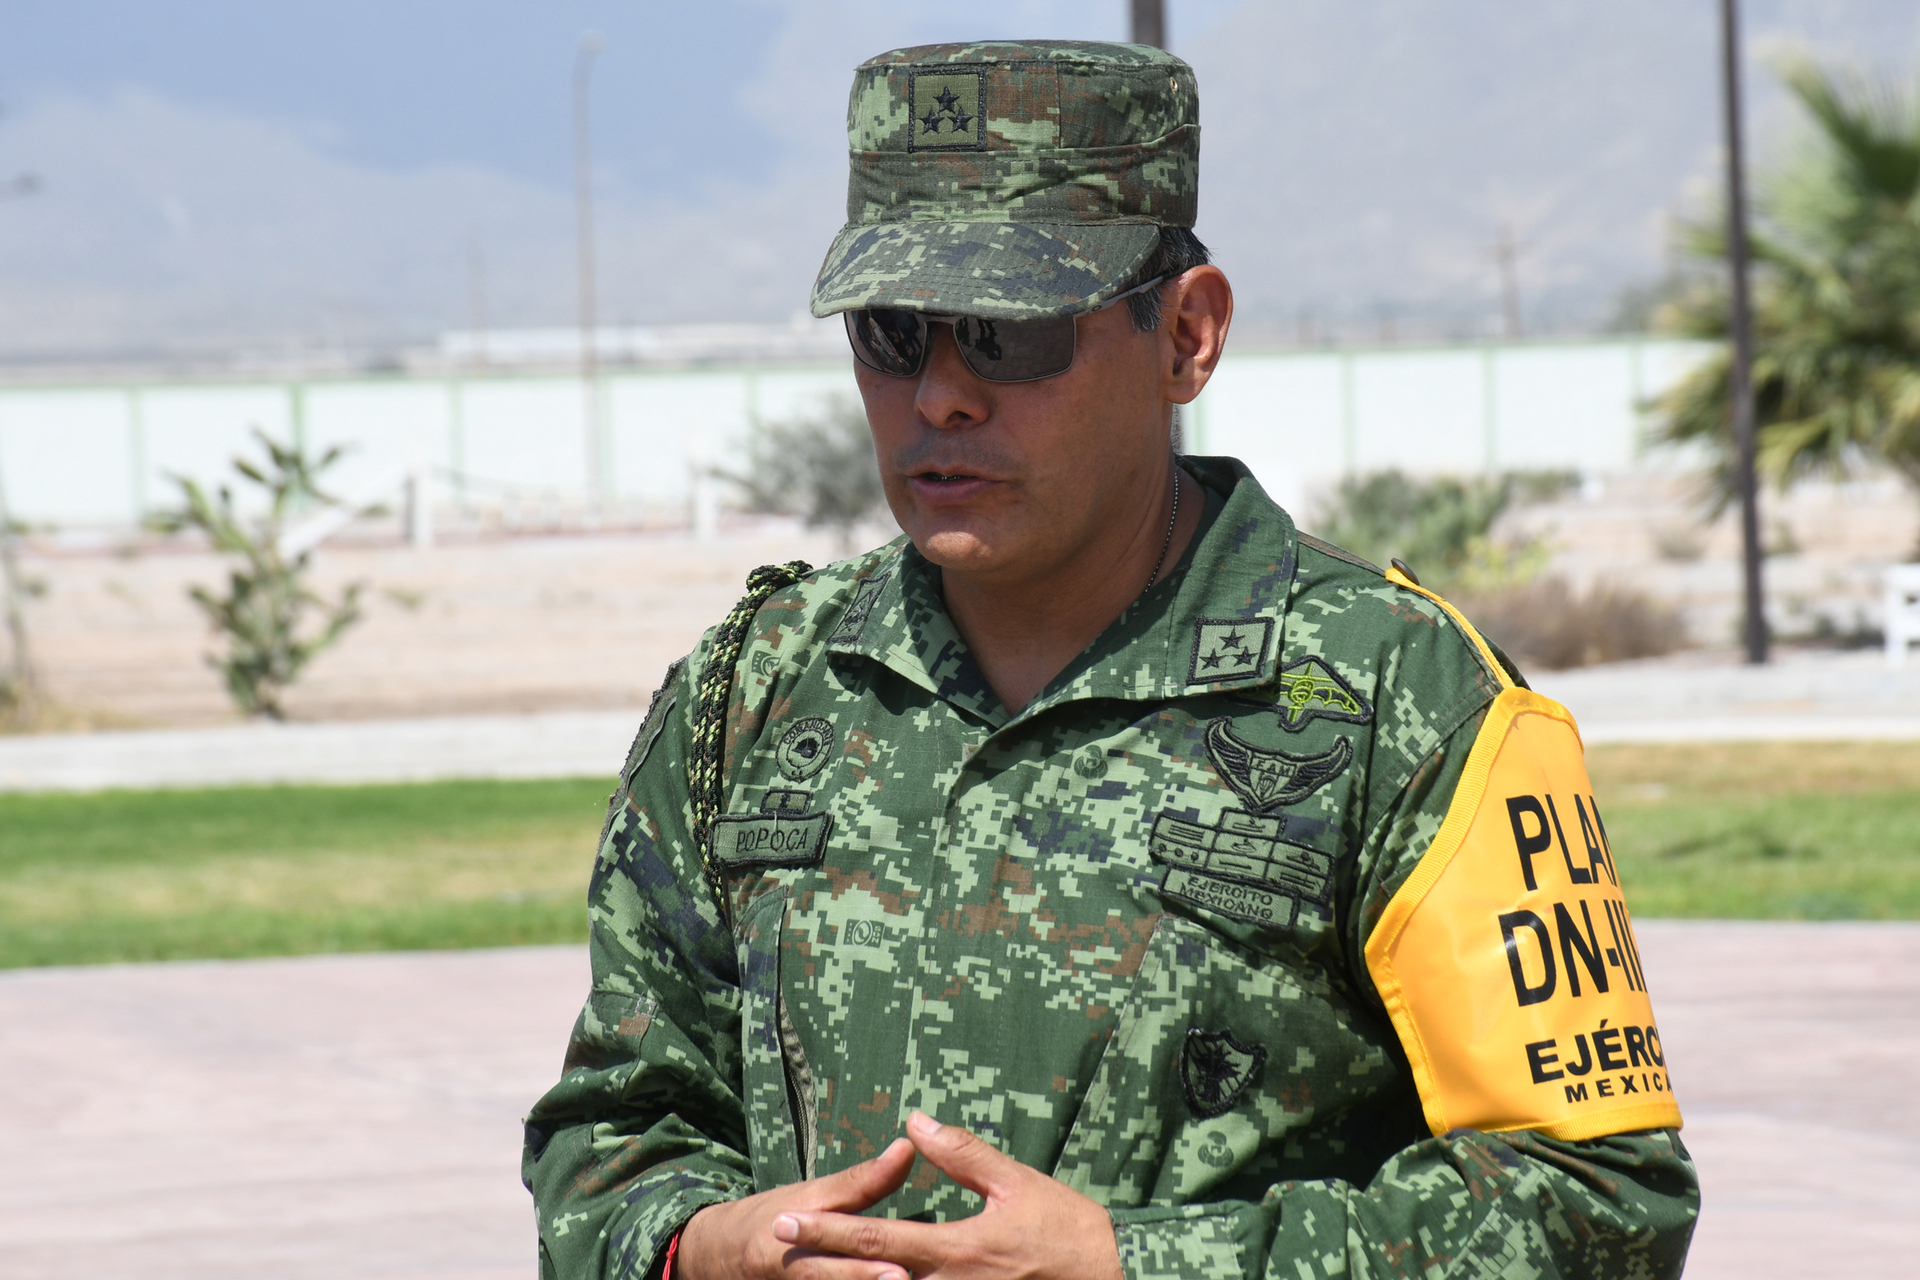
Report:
1189,618,1273,684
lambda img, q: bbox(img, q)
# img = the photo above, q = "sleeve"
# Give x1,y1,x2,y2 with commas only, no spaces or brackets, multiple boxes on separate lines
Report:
521,647,756,1280
1106,695,1700,1280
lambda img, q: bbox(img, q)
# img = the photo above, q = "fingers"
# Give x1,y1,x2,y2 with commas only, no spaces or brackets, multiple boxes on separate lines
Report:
800,1137,918,1213
774,1248,909,1280
773,1210,937,1276
905,1110,1015,1198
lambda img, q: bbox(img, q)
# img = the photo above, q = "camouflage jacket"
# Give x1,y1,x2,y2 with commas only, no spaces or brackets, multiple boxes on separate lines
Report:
523,456,1698,1279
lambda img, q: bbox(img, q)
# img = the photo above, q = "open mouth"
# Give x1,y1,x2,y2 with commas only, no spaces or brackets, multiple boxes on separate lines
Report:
908,470,994,502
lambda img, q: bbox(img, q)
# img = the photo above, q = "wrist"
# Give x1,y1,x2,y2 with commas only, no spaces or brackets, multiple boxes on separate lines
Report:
673,1204,718,1280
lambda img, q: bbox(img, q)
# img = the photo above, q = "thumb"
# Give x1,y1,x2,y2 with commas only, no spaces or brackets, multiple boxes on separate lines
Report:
905,1112,1015,1199
801,1136,917,1212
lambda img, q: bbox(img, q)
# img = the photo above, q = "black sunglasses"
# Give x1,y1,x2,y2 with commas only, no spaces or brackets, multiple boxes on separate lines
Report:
843,276,1169,384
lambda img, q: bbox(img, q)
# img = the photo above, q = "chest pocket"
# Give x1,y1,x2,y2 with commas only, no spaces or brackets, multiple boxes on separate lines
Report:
1050,916,1415,1210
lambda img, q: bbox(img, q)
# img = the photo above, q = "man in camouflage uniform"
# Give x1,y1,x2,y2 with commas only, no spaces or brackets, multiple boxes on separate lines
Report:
525,41,1698,1280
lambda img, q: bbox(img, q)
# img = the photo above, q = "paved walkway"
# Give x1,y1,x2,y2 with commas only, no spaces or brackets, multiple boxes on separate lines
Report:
0,923,1914,1279
5,648,1920,792
0,711,637,791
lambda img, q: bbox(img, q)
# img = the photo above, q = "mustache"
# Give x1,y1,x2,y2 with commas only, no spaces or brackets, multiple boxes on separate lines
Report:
890,437,1018,478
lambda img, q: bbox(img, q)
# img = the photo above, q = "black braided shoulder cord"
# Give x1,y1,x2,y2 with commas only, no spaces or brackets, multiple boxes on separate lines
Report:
688,560,813,920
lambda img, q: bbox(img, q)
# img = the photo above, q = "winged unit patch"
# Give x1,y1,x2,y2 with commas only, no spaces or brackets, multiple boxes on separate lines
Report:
1205,719,1352,812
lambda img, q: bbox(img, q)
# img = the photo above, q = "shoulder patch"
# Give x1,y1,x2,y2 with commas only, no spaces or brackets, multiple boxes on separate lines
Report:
1364,688,1680,1142
1239,655,1373,732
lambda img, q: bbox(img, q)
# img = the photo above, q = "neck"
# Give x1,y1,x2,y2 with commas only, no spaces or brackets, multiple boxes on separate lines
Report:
941,458,1202,717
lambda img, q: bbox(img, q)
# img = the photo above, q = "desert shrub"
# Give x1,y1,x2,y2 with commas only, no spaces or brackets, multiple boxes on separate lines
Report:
1310,468,1576,592
727,394,887,551
151,430,365,719
1461,576,1687,671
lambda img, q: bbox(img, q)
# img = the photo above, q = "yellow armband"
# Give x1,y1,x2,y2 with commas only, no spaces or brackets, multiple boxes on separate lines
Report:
1365,687,1681,1141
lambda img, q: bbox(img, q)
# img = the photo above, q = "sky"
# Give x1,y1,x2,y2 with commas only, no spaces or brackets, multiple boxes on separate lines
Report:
0,1,1915,360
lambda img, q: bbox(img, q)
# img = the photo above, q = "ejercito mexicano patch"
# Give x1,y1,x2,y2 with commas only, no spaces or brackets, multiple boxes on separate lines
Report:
1364,687,1682,1142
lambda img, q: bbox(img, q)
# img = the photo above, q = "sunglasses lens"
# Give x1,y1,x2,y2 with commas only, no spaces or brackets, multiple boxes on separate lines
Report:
952,315,1078,382
845,309,927,377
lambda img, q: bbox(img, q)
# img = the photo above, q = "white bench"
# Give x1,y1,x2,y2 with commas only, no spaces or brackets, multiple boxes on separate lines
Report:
1887,565,1920,668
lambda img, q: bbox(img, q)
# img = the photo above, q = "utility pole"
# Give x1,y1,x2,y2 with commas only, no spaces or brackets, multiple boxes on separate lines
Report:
1494,223,1525,339
466,235,489,368
1720,0,1768,663
574,32,604,506
1131,0,1165,48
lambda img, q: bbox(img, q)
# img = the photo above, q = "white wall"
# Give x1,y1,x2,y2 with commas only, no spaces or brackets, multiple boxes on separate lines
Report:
0,338,1709,530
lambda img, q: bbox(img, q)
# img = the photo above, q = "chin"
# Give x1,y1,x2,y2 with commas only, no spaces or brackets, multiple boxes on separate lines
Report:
913,525,1004,572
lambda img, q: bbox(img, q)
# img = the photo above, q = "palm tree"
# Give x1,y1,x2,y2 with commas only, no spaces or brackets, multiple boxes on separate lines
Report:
1655,57,1920,507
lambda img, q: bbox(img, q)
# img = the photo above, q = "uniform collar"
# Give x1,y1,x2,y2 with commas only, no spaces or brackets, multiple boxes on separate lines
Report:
825,456,1299,727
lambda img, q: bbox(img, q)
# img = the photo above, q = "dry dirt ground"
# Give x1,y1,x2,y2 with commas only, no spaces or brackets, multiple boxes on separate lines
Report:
0,923,1913,1280
4,471,1916,733
9,519,865,729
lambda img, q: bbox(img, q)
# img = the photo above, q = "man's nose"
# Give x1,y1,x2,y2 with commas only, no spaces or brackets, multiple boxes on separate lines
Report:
912,323,992,430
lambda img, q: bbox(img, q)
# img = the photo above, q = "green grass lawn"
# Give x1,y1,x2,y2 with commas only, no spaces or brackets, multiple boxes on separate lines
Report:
1,741,1915,969
1587,741,1920,920
0,778,609,968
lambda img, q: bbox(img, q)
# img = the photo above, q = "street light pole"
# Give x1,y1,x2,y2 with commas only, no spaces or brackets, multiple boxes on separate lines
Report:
574,32,604,508
1131,0,1165,48
1719,0,1768,663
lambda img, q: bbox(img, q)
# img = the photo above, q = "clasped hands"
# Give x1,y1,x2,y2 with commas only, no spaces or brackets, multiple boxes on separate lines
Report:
677,1111,1125,1280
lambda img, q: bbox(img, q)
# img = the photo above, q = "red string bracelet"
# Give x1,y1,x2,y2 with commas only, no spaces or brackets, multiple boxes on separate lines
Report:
661,1227,683,1280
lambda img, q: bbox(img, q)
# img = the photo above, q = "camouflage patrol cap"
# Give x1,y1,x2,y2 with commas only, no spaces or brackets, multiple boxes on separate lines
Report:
809,41,1199,322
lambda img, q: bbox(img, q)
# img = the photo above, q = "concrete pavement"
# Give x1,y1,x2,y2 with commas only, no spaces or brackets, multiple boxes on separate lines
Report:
0,711,637,792
6,647,1920,792
0,923,1915,1279
0,947,585,1280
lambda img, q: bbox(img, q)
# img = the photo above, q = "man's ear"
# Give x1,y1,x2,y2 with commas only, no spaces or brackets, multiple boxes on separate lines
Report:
1161,265,1233,405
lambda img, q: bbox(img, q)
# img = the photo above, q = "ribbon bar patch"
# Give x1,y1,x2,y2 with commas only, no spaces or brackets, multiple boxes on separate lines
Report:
1151,809,1334,930
710,811,833,868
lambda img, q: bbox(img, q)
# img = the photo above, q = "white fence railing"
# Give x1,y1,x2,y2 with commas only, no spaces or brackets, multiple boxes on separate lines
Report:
1886,565,1920,669
0,337,1710,532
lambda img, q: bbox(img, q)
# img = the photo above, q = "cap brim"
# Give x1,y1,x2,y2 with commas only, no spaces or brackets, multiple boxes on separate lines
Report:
809,221,1160,320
